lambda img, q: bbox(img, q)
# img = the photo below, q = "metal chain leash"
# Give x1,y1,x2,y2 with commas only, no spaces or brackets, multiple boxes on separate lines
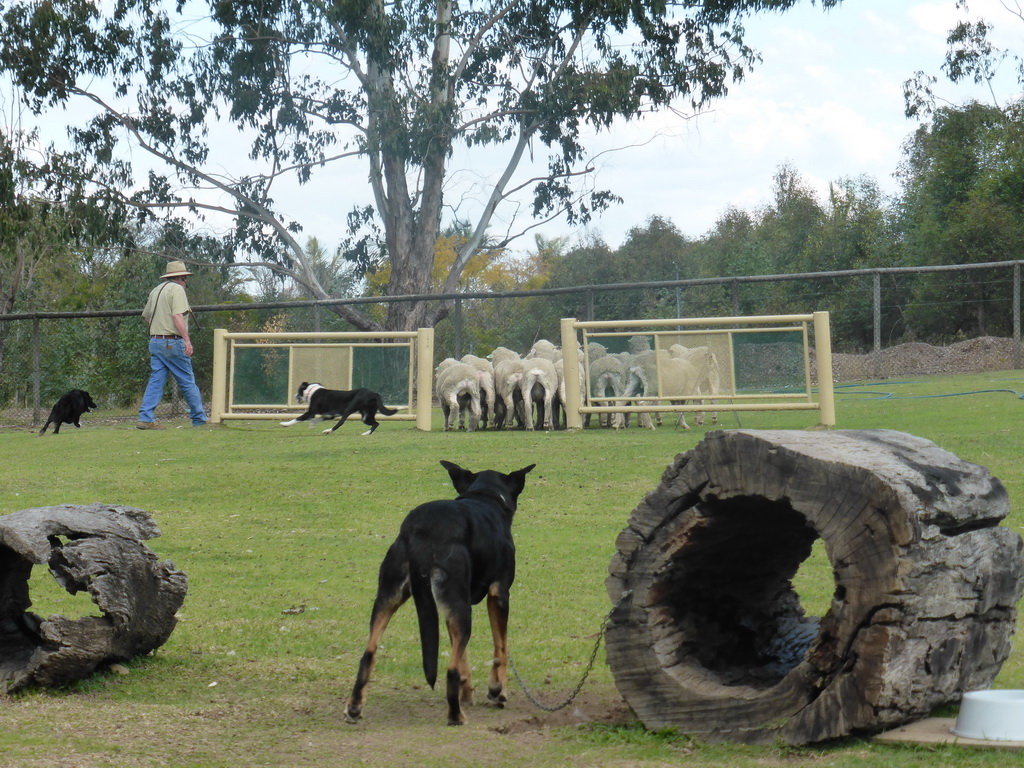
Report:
506,610,611,713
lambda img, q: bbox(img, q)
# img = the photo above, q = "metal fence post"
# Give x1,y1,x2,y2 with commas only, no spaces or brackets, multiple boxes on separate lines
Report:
454,298,463,358
32,317,41,426
1014,262,1021,369
873,271,882,379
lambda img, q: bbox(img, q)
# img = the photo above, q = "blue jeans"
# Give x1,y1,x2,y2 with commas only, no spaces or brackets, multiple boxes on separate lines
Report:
139,338,207,425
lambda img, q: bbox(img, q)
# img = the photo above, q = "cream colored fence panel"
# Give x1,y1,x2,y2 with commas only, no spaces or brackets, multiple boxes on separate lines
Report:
559,312,835,430
210,328,435,431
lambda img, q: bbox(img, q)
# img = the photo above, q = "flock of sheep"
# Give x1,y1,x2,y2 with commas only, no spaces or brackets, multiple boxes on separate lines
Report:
434,336,722,432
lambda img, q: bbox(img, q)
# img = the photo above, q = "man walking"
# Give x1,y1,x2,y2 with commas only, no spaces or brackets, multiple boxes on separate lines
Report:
137,260,208,429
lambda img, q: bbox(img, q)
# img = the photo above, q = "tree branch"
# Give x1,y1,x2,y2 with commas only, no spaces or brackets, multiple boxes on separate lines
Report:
69,85,330,299
442,15,594,293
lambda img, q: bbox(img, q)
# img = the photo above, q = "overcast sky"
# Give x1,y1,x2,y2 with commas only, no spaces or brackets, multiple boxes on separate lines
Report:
513,0,1024,250
10,1,1023,258
265,0,1024,255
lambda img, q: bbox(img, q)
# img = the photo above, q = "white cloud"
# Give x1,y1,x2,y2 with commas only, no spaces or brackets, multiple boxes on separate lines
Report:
908,3,963,37
545,0,1024,247
11,0,1024,255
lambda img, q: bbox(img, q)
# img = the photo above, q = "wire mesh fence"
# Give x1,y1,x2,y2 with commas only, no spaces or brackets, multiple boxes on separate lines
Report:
3,262,1023,428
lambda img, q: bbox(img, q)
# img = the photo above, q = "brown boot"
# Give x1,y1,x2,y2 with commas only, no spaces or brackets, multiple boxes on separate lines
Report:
136,421,166,430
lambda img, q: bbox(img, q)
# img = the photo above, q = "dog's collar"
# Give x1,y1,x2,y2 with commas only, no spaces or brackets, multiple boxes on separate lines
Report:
460,487,515,516
302,383,324,401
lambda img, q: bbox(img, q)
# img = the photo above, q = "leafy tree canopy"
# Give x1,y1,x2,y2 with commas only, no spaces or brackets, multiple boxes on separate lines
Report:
904,0,1024,119
0,0,839,330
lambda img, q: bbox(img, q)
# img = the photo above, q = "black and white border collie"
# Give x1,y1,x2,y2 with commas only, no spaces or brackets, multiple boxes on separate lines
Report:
280,382,397,435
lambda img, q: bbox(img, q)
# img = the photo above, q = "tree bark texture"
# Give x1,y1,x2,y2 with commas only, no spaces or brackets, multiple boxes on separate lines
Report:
606,429,1023,745
0,503,187,693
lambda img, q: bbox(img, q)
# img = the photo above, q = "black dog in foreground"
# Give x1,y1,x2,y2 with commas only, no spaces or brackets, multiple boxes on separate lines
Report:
344,460,536,726
279,382,397,435
39,389,98,435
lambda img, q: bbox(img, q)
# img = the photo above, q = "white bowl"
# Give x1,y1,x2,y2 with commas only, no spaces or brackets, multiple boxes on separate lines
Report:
952,690,1024,741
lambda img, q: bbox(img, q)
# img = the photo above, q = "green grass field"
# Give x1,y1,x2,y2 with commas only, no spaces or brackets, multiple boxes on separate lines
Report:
2,371,1024,767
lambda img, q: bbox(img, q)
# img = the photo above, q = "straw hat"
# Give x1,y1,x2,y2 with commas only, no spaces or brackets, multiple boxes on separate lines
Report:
161,260,194,278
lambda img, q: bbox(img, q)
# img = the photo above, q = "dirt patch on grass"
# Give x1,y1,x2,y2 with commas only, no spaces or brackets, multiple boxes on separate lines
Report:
2,682,638,767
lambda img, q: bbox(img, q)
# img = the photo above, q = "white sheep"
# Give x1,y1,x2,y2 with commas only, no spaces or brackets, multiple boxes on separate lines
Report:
628,335,652,355
435,361,482,431
586,342,608,361
587,354,627,428
668,344,721,426
434,357,460,380
621,351,661,430
492,357,525,429
659,355,704,429
460,354,497,429
518,356,559,430
606,351,642,428
625,349,706,429
488,346,521,366
525,339,561,362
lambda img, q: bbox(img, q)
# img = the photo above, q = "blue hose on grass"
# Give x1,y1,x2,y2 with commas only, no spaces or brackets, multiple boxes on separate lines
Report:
728,381,1024,427
834,381,1024,401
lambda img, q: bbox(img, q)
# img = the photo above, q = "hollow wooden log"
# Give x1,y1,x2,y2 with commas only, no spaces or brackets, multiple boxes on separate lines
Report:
0,503,187,693
606,429,1023,745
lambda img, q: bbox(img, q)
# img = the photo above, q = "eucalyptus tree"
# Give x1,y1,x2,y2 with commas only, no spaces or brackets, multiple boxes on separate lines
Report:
896,99,1024,340
0,0,843,331
545,231,620,321
903,0,1022,120
803,175,900,349
896,1,1024,340
0,128,119,385
608,215,693,320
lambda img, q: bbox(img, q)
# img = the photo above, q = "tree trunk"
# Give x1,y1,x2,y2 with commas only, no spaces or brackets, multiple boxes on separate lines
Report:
0,503,187,693
606,429,1023,745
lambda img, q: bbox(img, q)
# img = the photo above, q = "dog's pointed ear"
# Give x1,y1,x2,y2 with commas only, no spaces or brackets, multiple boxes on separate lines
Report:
507,464,536,494
440,460,476,494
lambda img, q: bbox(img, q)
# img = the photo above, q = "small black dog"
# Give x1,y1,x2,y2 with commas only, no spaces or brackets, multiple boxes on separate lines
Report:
344,460,535,726
279,382,398,435
39,389,98,435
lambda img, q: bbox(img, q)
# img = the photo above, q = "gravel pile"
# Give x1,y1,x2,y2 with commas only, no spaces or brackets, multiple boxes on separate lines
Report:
830,336,1022,381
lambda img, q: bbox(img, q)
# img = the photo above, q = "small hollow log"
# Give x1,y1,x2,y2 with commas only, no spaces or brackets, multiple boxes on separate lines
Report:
0,503,187,693
606,429,1024,745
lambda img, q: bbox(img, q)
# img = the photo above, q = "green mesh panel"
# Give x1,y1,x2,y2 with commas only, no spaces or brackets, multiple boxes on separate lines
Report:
230,342,410,408
232,346,289,405
352,345,410,404
733,331,806,392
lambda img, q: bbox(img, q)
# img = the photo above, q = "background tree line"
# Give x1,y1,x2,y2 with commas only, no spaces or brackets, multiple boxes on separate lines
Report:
5,95,1024,369
5,1,1024,409
440,93,1024,355
2,0,834,333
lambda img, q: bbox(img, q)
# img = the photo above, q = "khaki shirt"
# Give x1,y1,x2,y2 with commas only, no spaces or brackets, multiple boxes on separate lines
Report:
142,280,190,336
